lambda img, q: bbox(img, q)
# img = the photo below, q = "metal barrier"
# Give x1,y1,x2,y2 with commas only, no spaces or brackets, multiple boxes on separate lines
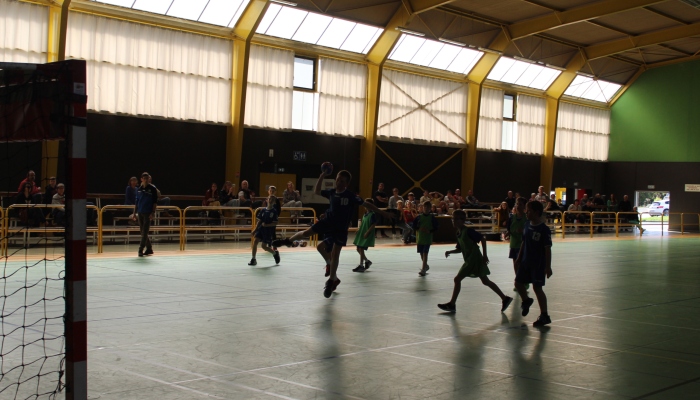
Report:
590,211,617,238
664,212,700,235
545,210,563,233
254,206,318,248
5,204,100,252
182,206,254,250
616,212,643,237
98,205,183,253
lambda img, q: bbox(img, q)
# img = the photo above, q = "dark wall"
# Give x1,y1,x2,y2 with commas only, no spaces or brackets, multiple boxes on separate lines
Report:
373,141,462,198
241,128,361,194
86,113,227,196
0,141,43,193
553,158,607,196
474,151,541,202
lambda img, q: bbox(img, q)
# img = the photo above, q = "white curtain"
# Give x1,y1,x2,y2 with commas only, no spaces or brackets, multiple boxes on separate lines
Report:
0,0,47,64
555,102,610,161
66,12,232,123
244,44,294,130
378,69,466,146
317,57,366,137
516,94,546,155
477,87,503,151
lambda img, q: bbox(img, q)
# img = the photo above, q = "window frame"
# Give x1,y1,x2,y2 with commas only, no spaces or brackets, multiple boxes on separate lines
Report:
503,93,516,121
293,56,317,92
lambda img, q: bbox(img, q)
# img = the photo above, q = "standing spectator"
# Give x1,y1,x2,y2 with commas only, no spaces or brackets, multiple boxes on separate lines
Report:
51,183,66,226
504,191,516,211
125,177,138,205
132,172,158,257
534,186,548,204
387,188,403,237
373,183,389,238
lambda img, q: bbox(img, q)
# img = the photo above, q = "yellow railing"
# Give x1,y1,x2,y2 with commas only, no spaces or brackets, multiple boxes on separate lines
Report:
181,206,255,250
253,206,318,248
98,205,183,253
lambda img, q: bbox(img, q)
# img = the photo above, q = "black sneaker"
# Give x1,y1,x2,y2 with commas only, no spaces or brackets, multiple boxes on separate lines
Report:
323,278,340,298
418,268,427,277
533,314,552,327
353,265,365,273
272,238,293,248
248,258,257,266
501,296,513,312
273,251,280,264
137,249,144,257
324,264,330,277
144,248,154,256
521,298,534,316
364,260,372,270
437,303,456,312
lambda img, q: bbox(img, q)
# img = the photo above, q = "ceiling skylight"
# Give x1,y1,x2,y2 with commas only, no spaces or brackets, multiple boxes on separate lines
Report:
89,0,251,28
487,57,561,90
255,4,382,54
388,34,484,75
564,75,623,103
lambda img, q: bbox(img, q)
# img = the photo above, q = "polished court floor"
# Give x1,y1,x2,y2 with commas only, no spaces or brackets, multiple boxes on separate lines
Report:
67,232,699,400
5,232,700,399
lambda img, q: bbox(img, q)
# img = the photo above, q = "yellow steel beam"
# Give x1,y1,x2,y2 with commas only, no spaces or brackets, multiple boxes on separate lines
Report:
227,0,270,187
585,21,700,60
540,51,587,191
360,6,413,199
407,0,458,14
461,31,507,193
509,0,664,40
43,1,71,187
609,66,646,106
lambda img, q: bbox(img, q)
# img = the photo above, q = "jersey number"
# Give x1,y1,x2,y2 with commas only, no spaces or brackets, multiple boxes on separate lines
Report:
532,232,541,241
340,198,349,205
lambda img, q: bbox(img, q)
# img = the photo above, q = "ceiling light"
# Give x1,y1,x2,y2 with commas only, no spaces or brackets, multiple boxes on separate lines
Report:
270,0,297,6
478,47,502,55
545,64,566,71
513,56,535,64
396,27,425,37
438,37,466,47
578,72,595,78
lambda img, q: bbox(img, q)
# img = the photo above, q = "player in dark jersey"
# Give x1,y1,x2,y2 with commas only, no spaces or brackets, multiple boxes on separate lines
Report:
274,167,393,298
515,200,553,327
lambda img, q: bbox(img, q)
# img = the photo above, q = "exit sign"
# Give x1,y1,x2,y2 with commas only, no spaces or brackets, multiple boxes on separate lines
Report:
293,151,306,161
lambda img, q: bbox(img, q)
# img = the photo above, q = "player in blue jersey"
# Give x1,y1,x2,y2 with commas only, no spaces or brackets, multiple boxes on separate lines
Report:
515,200,553,327
249,195,280,266
274,166,393,298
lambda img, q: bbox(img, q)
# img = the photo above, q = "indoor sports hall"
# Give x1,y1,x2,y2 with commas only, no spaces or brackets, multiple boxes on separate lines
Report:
1,0,699,399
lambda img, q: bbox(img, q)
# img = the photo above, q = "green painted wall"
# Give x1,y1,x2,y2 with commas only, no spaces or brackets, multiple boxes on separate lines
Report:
609,59,700,162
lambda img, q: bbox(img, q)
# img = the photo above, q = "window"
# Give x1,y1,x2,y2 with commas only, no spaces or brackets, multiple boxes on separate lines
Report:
388,34,484,75
487,57,561,91
564,75,622,103
293,57,315,90
501,94,517,151
90,0,251,28
292,57,318,130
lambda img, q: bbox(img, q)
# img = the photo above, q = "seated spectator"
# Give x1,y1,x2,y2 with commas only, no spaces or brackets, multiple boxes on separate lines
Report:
545,194,560,222
529,193,537,202
149,175,171,207
239,180,263,209
282,181,302,208
429,191,445,211
628,206,646,234
593,193,606,211
567,199,585,225
406,192,416,208
15,182,45,226
399,200,416,244
444,190,456,209
125,176,138,205
431,204,439,215
465,189,489,210
618,194,633,214
607,194,618,212
387,188,403,235
17,170,42,203
494,201,509,228
419,190,431,206
220,181,240,207
453,189,466,208
504,191,515,211
51,183,66,226
43,177,58,204
203,183,221,224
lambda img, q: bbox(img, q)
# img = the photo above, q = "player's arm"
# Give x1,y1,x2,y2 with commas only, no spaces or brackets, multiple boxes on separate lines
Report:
480,238,489,264
545,246,552,278
363,221,376,238
314,171,326,195
514,245,524,269
445,242,460,258
362,201,393,220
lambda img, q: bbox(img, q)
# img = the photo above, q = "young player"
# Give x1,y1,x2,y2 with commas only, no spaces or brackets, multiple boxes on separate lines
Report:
249,195,280,266
412,200,439,276
352,198,377,273
274,164,393,298
515,200,553,327
438,210,513,313
504,197,528,292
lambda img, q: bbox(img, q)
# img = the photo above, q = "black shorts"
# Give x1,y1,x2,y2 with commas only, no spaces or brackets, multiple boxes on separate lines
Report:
515,262,545,287
312,218,349,247
254,228,275,246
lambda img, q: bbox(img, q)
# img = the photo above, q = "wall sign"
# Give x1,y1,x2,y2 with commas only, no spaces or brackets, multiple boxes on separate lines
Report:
685,184,700,192
293,151,306,161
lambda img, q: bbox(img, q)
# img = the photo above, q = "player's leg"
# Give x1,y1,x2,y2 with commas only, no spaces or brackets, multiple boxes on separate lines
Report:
249,238,260,265
438,269,466,312
323,242,343,298
354,247,366,272
480,276,514,311
261,242,274,254
317,238,332,276
531,285,551,326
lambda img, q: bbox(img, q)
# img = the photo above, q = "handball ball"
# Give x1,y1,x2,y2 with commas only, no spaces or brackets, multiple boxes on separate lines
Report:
321,162,333,175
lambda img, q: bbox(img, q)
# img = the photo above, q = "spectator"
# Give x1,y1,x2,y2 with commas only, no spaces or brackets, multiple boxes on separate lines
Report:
607,193,618,212
51,183,66,226
148,175,171,207
444,189,456,209
453,189,466,209
465,189,489,214
580,193,590,205
429,191,445,209
15,182,45,226
534,186,548,204
373,183,389,238
220,181,239,207
282,181,302,221
593,193,606,211
397,200,414,244
17,170,42,203
567,199,585,227
43,177,58,204
545,194,560,223
419,190,431,206
203,182,221,223
529,193,536,202
387,188,403,236
132,172,158,257
406,192,416,208
239,180,263,209
618,194,633,213
504,190,516,211
125,177,138,205
617,195,644,233
494,201,509,228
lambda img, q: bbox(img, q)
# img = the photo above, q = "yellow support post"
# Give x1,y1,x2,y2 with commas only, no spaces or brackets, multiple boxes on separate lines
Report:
461,32,508,192
540,52,587,192
359,6,412,199
226,0,270,187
